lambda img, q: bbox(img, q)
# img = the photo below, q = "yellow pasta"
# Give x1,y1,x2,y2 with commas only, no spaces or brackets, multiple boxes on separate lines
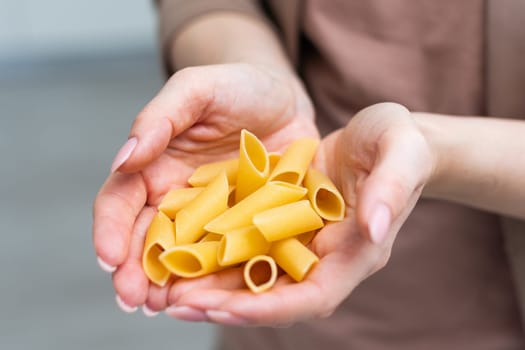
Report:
142,211,176,287
217,226,271,266
199,232,223,243
243,255,278,294
160,241,223,278
175,172,229,245
253,200,324,242
304,168,345,221
268,152,281,173
235,129,269,202
188,158,238,187
296,231,316,246
205,181,307,234
270,237,319,282
268,138,319,185
158,187,204,220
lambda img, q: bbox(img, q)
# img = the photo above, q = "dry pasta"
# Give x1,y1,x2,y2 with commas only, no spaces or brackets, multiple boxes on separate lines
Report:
188,158,238,187
243,255,278,293
304,168,345,221
235,129,269,202
268,138,319,185
142,211,176,286
175,172,229,244
159,241,223,278
217,226,271,266
253,200,324,242
269,237,319,282
158,187,204,220
141,129,345,293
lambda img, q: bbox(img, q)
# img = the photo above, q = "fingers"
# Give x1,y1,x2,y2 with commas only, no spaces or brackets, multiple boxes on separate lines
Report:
112,207,155,310
347,104,432,244
93,172,147,267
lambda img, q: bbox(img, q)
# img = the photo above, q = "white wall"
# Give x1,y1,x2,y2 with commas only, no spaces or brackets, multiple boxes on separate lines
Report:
0,0,156,60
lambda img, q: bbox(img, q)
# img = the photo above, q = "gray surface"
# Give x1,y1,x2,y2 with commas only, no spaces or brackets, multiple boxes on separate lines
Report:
0,52,215,350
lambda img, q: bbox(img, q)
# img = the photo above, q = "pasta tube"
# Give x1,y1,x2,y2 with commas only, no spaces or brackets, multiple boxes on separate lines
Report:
243,255,278,293
158,187,204,220
253,200,324,242
217,226,271,266
268,138,319,185
199,232,223,243
235,129,269,202
268,152,281,173
175,172,229,244
270,238,319,282
142,211,176,286
205,181,307,234
188,158,238,187
304,168,345,221
159,241,223,278
296,231,316,246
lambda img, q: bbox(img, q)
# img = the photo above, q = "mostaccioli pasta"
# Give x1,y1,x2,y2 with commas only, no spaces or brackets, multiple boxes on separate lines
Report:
141,129,345,293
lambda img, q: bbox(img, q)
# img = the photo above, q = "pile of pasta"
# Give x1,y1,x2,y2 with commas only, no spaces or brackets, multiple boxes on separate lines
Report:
142,129,345,293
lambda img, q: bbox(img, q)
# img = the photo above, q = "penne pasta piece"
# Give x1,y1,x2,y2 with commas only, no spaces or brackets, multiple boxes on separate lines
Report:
243,255,278,293
142,211,176,287
270,237,319,282
253,200,324,242
304,168,345,221
217,226,271,266
175,172,229,245
296,231,317,246
205,181,307,234
158,187,204,220
268,152,282,174
199,232,223,243
235,129,269,202
268,138,319,185
159,241,223,278
188,158,238,187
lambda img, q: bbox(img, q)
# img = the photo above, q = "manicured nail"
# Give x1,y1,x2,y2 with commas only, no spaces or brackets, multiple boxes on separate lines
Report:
165,305,208,322
115,294,138,313
369,203,391,244
206,310,248,326
110,137,137,173
142,305,159,318
97,256,116,273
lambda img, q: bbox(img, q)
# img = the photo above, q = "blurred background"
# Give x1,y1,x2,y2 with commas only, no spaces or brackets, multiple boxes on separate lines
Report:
0,0,215,348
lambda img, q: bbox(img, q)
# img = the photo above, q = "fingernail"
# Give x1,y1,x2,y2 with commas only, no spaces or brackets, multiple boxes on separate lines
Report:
97,256,116,273
165,305,208,322
111,137,137,173
142,305,159,318
206,310,248,326
115,294,138,313
369,203,391,244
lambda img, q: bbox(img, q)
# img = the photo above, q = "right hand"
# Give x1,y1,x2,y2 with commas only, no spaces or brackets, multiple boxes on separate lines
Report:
92,63,319,314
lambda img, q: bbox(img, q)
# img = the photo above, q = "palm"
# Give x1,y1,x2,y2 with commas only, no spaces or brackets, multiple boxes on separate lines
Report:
93,63,319,311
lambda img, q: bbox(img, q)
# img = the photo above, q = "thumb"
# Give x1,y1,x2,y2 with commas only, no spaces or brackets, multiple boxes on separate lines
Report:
356,126,432,245
110,69,210,173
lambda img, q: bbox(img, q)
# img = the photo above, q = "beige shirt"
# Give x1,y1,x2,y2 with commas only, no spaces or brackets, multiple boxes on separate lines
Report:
155,0,525,349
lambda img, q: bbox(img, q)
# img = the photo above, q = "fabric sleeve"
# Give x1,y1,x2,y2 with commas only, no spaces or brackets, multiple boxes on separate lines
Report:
154,0,270,76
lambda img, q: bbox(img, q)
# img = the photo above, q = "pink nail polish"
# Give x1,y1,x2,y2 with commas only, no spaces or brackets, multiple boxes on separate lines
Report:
115,294,138,313
165,305,208,322
206,310,248,326
110,137,137,173
97,256,116,273
369,203,391,244
142,305,159,318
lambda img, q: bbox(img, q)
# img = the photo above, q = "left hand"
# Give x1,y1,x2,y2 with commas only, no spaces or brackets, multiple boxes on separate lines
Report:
163,102,437,326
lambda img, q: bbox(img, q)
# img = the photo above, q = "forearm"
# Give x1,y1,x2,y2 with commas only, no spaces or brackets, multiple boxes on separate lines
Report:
418,113,525,219
171,13,292,72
